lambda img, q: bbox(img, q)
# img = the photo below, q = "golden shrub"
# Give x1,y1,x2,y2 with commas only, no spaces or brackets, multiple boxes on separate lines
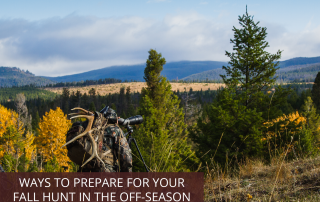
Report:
263,111,306,141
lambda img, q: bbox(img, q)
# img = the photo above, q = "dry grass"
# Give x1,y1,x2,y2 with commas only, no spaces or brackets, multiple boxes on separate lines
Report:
204,156,320,201
45,82,225,95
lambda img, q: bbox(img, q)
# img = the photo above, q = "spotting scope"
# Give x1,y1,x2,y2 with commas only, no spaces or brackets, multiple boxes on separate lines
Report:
100,105,143,125
118,115,143,126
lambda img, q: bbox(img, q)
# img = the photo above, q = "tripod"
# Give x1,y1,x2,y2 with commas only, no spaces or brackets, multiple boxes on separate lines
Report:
124,125,149,172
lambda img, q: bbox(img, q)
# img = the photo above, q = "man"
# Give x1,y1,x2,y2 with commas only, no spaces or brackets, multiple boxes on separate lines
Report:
66,107,133,172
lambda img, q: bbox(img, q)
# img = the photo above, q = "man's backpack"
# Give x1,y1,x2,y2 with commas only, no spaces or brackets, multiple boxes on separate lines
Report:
66,120,95,167
65,110,132,172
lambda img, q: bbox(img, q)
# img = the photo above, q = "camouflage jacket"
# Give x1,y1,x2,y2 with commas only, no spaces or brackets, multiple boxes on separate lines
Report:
66,112,132,172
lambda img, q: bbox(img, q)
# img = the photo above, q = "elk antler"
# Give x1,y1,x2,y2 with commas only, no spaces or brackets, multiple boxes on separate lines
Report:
62,108,106,168
81,130,106,168
68,107,94,116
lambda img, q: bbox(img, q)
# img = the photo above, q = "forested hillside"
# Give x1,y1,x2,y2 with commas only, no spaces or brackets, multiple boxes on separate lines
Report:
0,86,57,103
276,62,320,82
0,67,56,87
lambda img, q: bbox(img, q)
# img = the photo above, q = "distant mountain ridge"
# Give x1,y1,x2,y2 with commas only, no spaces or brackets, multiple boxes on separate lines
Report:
2,56,320,87
44,56,320,83
278,56,320,68
182,56,320,82
0,67,55,87
43,61,228,82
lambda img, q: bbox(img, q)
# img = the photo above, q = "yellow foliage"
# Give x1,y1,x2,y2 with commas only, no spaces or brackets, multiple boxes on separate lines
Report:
263,111,306,141
36,107,72,171
0,104,18,136
0,104,24,159
24,131,36,161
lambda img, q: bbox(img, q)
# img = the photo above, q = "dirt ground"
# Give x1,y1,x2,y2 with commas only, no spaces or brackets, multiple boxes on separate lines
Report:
45,82,225,95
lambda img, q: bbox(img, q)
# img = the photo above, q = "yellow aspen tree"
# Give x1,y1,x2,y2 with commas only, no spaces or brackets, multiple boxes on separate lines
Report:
36,107,72,171
0,104,24,159
24,131,36,170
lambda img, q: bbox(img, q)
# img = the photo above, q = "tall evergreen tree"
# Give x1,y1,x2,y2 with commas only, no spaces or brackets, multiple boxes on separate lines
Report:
89,101,96,112
126,86,135,117
61,88,70,113
76,90,82,107
190,7,287,165
301,97,320,144
311,71,320,111
31,111,40,132
221,6,282,109
134,49,198,172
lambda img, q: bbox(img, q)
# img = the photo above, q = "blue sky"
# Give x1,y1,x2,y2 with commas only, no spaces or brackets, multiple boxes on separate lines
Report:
0,0,319,76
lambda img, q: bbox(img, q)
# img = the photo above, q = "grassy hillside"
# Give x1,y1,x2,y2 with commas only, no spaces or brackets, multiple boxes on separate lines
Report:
45,82,225,95
43,61,228,82
0,67,56,87
204,156,320,201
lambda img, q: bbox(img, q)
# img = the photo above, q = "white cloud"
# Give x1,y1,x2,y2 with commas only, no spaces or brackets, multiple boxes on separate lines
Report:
0,13,319,76
261,21,320,60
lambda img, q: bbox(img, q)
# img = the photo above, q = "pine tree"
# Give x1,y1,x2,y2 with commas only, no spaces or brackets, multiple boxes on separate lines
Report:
189,86,264,164
62,88,70,114
134,49,198,172
32,111,40,132
89,88,97,109
126,86,135,117
119,87,126,115
190,7,287,165
76,90,82,107
111,103,117,111
89,101,96,112
221,6,282,109
100,104,106,111
311,71,320,111
301,97,320,144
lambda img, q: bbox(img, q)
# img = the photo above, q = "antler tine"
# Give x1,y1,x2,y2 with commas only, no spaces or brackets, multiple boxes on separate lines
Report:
71,107,94,115
68,112,86,116
81,131,106,168
61,115,95,148
68,107,90,117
